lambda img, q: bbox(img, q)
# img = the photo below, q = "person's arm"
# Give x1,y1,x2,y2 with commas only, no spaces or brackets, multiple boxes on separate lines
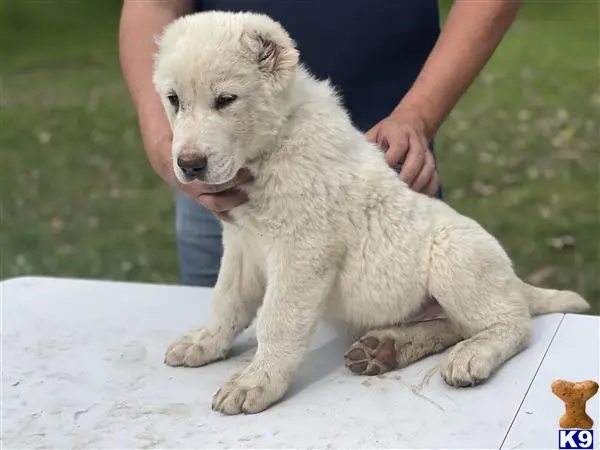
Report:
119,0,250,216
119,0,194,186
368,0,523,195
396,0,523,139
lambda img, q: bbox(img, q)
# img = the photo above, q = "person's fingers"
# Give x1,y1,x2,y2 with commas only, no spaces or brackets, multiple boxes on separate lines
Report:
398,134,426,185
213,190,248,211
411,149,436,192
195,194,219,211
365,124,380,144
214,211,231,222
423,170,440,197
190,168,254,195
197,189,248,213
382,131,410,167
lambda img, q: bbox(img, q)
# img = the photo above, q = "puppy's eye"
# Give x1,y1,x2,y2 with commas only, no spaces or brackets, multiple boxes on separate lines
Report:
167,93,180,112
214,93,238,110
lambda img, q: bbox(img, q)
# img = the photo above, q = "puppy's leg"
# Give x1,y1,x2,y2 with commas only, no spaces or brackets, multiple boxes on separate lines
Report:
165,231,265,368
344,320,463,376
211,240,336,415
428,225,532,387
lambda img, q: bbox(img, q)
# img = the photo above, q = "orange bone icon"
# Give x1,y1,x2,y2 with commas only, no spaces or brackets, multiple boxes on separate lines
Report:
551,379,599,430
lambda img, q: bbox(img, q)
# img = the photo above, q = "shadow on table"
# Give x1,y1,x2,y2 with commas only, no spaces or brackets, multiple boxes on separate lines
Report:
284,336,353,400
225,327,353,400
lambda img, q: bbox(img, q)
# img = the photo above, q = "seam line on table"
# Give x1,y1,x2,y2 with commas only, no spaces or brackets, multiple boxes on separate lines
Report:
498,314,566,450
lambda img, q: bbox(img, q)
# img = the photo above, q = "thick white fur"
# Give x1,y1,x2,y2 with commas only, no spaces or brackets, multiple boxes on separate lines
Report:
153,11,590,415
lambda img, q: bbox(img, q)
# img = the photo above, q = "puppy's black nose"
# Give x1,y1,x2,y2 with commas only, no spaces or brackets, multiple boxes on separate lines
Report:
177,154,207,179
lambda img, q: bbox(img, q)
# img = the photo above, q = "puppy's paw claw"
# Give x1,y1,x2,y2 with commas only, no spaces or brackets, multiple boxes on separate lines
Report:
164,328,227,368
440,342,494,387
212,368,289,415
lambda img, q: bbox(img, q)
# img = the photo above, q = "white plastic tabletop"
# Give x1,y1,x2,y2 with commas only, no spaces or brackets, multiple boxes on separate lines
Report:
1,276,598,449
501,313,599,449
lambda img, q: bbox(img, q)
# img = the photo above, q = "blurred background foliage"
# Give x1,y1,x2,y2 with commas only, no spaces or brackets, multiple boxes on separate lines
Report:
1,1,598,313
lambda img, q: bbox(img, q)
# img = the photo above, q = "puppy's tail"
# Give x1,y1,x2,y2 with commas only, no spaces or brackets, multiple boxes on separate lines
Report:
523,283,590,316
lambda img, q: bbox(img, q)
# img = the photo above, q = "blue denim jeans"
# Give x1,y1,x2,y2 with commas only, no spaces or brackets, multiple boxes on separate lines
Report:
175,161,443,287
175,190,224,287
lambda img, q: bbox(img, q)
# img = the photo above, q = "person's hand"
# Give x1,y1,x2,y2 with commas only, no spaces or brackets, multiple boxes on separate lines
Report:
366,108,439,197
180,169,252,219
181,168,253,220
148,134,252,220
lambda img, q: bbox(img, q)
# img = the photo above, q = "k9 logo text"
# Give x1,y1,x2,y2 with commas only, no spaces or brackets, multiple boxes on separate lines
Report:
558,429,594,449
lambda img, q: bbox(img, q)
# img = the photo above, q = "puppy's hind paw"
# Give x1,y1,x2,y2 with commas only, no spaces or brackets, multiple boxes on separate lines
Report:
344,335,398,376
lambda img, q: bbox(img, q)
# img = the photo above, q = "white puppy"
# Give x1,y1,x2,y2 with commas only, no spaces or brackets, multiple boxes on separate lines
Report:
153,11,590,415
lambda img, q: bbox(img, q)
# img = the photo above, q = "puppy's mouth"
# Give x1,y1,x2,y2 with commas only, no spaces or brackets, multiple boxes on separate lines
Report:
178,167,253,192
174,160,240,187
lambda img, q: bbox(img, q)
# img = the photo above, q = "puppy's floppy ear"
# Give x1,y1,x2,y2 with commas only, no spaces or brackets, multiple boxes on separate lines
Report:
242,30,299,80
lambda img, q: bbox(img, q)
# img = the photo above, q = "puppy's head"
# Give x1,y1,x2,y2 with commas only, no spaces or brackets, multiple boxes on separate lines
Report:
153,11,299,184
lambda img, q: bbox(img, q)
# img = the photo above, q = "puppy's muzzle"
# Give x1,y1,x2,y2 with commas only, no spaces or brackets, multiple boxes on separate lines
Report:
177,153,207,180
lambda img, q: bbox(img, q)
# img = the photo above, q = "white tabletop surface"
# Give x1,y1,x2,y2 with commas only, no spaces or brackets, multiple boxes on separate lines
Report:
501,313,599,449
1,276,598,449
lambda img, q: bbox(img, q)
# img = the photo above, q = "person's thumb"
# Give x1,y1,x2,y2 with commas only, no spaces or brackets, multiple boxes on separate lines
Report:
383,132,410,167
365,124,380,144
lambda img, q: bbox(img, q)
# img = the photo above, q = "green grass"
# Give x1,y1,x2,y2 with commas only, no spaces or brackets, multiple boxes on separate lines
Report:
1,2,598,314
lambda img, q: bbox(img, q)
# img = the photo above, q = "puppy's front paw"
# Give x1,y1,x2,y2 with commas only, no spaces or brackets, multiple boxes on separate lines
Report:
440,340,495,387
211,365,291,415
164,328,229,368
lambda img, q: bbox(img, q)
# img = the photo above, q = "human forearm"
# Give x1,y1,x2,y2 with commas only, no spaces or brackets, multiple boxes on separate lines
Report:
396,0,523,138
118,0,193,184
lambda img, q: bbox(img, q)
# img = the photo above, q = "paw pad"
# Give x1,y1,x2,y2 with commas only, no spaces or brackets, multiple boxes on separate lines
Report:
344,336,398,376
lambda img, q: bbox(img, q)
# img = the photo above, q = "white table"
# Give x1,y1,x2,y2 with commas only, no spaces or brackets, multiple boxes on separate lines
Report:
1,276,598,449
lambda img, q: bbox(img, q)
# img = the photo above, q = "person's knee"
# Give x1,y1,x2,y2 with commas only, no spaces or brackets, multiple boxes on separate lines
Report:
175,192,223,287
